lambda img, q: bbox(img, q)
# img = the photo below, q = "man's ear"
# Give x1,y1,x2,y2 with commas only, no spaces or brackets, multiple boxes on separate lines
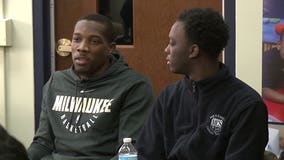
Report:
109,42,116,53
188,44,199,58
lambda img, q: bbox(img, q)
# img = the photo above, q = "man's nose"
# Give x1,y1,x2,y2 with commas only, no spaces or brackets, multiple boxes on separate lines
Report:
77,40,89,52
164,44,169,53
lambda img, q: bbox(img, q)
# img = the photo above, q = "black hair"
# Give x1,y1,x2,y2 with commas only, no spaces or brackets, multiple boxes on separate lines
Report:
0,125,29,160
78,13,115,43
178,8,229,58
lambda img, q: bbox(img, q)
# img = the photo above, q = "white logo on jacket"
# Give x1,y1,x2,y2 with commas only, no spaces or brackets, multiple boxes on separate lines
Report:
51,95,114,134
206,114,225,136
52,95,113,113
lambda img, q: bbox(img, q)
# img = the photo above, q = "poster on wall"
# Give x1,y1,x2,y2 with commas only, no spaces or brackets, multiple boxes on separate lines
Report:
262,0,284,123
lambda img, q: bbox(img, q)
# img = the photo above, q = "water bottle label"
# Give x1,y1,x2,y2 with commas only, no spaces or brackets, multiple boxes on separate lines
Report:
118,155,137,160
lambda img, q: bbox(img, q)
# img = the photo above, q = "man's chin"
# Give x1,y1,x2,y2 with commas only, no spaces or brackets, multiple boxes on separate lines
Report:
74,66,88,74
169,68,184,75
170,70,180,75
74,64,87,70
169,67,178,73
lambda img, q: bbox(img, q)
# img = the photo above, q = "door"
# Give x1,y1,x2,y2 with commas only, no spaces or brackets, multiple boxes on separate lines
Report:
54,0,222,95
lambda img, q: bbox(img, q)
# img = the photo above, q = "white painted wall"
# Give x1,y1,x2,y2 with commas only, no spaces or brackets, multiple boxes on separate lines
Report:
0,0,34,147
235,0,263,93
0,0,6,128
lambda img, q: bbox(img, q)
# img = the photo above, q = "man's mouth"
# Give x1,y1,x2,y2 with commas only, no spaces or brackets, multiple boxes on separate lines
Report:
75,57,88,65
166,57,171,65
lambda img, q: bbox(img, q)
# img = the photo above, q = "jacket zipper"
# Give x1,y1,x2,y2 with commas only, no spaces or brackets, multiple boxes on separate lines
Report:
192,81,196,93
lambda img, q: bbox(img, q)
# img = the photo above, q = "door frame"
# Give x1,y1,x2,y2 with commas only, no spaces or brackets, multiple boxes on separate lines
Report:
32,0,52,129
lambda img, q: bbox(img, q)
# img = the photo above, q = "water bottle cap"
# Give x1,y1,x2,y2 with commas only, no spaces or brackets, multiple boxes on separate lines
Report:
123,138,132,143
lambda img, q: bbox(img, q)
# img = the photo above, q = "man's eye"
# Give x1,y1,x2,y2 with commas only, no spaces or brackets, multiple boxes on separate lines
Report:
91,40,98,43
168,40,174,46
91,39,102,44
72,37,81,42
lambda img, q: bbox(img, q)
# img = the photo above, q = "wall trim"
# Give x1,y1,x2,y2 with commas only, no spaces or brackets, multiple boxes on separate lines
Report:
33,0,51,130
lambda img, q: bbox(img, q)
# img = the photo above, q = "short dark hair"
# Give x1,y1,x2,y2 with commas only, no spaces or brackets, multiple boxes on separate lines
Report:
79,14,115,43
178,8,229,57
0,125,29,160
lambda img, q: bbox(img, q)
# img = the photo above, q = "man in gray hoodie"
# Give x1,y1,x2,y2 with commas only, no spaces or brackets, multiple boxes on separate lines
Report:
28,13,154,160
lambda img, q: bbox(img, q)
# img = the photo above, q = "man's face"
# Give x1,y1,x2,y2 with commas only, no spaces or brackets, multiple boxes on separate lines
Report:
71,20,114,79
165,21,192,74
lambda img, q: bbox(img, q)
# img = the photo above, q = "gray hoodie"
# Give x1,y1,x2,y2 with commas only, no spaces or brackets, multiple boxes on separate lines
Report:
28,51,155,160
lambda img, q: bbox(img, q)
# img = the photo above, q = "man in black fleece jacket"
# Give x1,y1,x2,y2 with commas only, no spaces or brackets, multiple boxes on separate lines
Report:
136,8,268,160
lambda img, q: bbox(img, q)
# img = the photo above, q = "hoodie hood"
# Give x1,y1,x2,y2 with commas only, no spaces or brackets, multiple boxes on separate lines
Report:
60,50,130,131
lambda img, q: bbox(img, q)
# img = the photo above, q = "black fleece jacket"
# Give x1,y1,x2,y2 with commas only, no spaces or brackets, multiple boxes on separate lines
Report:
137,63,268,160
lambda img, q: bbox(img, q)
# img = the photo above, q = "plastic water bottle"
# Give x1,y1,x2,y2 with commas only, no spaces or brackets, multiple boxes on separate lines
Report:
118,137,137,160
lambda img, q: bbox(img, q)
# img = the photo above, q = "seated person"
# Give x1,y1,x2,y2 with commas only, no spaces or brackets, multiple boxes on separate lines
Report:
137,8,268,160
27,13,154,160
0,124,29,160
115,0,133,45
